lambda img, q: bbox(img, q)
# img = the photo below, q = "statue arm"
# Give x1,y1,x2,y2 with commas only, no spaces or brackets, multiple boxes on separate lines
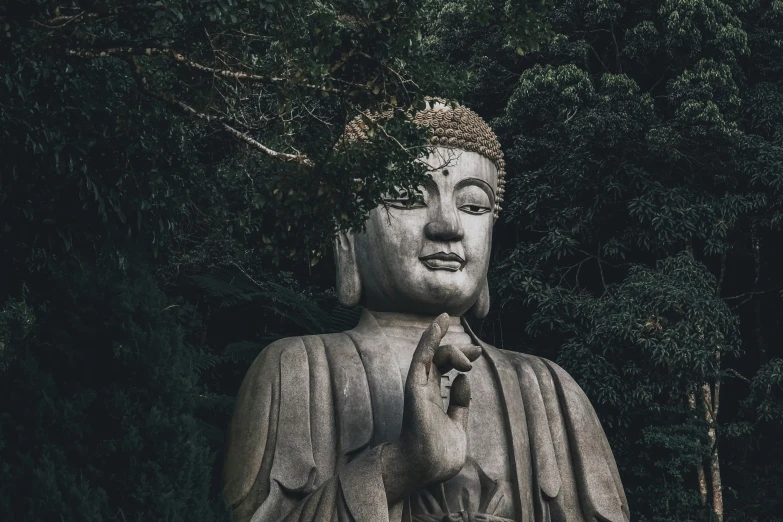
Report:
223,337,394,522
513,353,630,522
223,339,282,522
540,357,629,522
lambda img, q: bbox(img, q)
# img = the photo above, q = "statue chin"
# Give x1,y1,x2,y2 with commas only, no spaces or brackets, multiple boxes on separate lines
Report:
358,280,477,315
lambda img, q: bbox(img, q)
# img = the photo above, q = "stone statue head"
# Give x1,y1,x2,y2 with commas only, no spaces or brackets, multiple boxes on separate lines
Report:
335,99,506,318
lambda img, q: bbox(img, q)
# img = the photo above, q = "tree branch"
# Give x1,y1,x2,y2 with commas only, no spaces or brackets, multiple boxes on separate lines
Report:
126,57,313,167
717,251,727,297
357,51,419,89
67,47,343,93
724,368,751,383
731,233,763,310
610,21,622,74
220,122,314,167
32,12,89,29
330,47,359,74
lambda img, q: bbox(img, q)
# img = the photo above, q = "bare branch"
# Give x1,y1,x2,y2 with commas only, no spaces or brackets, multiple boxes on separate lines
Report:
67,47,343,93
610,21,622,74
726,288,777,302
31,12,100,30
126,57,313,167
68,47,275,80
220,122,314,167
724,368,751,383
330,48,359,74
588,44,610,73
731,232,763,310
357,51,420,89
717,251,727,297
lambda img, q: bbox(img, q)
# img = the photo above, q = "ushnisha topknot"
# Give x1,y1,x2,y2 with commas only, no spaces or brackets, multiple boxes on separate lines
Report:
343,97,506,218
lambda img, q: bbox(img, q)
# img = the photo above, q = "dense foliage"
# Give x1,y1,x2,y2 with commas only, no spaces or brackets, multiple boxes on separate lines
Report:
0,259,220,521
429,0,783,520
2,1,782,521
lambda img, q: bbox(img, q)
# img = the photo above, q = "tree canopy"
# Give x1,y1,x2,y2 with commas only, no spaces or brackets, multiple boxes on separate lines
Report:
2,1,783,521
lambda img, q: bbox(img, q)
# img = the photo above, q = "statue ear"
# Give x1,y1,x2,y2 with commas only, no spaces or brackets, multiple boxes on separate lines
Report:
334,231,362,308
470,276,490,319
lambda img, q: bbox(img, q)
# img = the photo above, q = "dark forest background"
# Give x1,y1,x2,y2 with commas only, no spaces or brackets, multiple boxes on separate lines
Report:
2,1,782,521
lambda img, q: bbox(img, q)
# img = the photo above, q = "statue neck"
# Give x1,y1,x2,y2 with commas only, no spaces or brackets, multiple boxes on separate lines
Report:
365,310,478,394
367,310,474,347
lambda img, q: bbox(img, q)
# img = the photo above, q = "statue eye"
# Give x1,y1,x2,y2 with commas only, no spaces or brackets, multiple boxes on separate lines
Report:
383,187,427,209
459,204,491,215
385,197,427,210
456,184,492,215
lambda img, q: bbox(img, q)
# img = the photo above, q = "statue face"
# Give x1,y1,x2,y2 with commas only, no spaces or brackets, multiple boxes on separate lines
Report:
353,147,497,316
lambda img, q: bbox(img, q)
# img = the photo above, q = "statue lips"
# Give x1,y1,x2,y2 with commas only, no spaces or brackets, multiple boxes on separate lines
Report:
419,252,467,272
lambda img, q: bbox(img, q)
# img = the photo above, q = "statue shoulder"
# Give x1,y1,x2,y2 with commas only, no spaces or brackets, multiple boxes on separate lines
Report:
483,344,586,391
242,332,353,383
483,344,556,366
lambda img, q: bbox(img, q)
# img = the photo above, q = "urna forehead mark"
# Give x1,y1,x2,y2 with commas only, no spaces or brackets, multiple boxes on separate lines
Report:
420,148,498,186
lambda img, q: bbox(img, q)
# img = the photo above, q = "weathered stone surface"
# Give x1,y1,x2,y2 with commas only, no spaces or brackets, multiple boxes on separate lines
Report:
224,106,630,522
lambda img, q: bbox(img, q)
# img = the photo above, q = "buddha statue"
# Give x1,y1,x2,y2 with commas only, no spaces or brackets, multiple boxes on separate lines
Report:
223,100,630,522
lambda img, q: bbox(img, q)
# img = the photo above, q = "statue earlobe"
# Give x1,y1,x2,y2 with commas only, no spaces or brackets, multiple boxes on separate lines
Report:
334,231,362,308
470,276,490,319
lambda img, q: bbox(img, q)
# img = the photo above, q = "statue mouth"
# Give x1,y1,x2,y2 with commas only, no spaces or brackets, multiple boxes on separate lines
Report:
419,252,466,272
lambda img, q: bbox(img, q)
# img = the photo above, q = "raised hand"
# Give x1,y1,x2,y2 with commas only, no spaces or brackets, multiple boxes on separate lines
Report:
381,313,482,505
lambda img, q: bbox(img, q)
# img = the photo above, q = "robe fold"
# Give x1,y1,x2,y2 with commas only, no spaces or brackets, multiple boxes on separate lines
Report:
223,311,629,522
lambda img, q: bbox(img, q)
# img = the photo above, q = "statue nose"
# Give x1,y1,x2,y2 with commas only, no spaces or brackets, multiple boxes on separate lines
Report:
424,210,464,242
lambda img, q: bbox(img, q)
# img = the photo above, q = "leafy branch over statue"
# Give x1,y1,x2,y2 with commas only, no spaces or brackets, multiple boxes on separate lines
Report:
8,0,552,263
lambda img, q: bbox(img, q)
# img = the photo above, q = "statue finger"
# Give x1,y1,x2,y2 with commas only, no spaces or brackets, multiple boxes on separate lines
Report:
456,343,482,363
447,373,471,432
433,312,450,340
433,344,473,373
409,321,444,387
419,313,449,380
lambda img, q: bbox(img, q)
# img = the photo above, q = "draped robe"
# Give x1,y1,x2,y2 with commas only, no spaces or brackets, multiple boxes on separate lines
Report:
223,311,629,522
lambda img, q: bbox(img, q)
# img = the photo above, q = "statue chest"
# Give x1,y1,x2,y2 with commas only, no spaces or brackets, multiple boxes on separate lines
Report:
362,349,517,520
337,326,522,519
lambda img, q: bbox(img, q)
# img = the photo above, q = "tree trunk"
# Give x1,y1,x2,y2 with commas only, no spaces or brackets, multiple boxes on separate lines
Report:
701,376,724,522
710,442,724,522
688,390,709,506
